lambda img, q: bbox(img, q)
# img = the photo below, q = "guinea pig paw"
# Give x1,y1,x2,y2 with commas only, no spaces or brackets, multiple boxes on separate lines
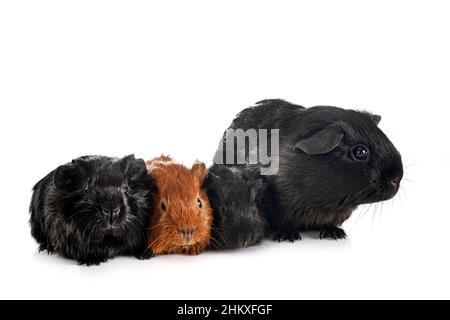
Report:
239,238,251,248
77,257,108,266
273,231,302,243
138,251,154,260
39,243,55,254
319,226,347,240
188,246,203,256
239,234,261,248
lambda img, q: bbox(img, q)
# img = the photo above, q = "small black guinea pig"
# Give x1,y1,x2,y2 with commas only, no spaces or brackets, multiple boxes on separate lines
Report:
216,99,403,241
29,155,151,265
204,164,267,250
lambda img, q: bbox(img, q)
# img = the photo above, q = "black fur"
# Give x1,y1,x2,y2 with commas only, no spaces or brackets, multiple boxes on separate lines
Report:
217,99,403,240
204,164,267,249
29,155,152,265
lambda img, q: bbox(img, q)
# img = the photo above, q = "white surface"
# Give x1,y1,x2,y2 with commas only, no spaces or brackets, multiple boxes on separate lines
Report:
1,0,449,300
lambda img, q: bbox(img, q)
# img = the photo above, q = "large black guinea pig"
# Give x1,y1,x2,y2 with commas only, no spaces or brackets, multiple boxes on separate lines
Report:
215,99,403,241
29,155,151,265
204,164,267,250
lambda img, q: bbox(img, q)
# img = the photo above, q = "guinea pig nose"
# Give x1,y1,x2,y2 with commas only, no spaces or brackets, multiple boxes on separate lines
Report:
179,228,196,241
390,177,400,187
103,207,121,218
112,207,121,216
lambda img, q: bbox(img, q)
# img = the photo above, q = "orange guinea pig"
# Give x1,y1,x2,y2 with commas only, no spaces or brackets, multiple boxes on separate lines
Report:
146,156,213,256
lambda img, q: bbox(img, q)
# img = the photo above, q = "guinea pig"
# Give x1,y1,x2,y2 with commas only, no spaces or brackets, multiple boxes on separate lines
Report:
215,99,403,241
29,155,151,265
204,164,267,249
146,156,213,256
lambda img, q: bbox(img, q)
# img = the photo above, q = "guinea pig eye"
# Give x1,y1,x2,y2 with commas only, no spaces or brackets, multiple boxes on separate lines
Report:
84,185,89,193
197,197,203,209
160,201,167,212
352,145,369,161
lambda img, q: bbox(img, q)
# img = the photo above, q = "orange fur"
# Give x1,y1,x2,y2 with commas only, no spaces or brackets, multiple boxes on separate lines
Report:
146,156,213,256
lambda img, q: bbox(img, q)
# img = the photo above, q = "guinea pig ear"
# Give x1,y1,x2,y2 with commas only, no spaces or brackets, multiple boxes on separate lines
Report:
122,154,136,162
361,111,382,126
54,163,83,191
370,114,382,126
203,171,220,191
125,159,148,188
294,125,344,155
191,161,208,183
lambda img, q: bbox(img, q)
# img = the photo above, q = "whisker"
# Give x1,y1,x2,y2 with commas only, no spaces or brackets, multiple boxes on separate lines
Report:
371,203,379,227
352,202,373,228
208,236,225,250
66,210,91,221
379,196,386,223
146,223,164,231
146,237,160,250
142,245,153,258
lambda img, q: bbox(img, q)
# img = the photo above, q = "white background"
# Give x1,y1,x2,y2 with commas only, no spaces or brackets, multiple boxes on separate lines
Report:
1,0,449,300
